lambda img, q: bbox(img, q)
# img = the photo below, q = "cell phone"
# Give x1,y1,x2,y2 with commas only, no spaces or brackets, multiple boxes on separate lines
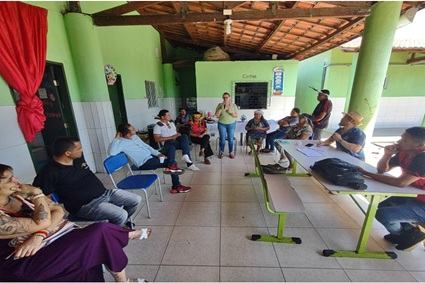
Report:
305,143,314,147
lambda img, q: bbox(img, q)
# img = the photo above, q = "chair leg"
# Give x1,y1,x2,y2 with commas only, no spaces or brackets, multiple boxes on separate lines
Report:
142,189,151,218
157,178,163,202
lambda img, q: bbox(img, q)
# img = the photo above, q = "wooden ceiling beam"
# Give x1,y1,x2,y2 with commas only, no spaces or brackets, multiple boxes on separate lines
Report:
171,2,195,41
319,1,373,8
203,1,247,10
93,1,160,16
288,17,365,58
93,7,370,26
68,1,81,13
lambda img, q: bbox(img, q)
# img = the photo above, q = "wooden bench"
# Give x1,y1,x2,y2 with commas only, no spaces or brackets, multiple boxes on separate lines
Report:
246,143,305,244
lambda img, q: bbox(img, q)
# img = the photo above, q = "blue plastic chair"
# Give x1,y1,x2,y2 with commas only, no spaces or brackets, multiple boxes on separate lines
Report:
51,193,103,223
104,152,163,218
129,165,166,184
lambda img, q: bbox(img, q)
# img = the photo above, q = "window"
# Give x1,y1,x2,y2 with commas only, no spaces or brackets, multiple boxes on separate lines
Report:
145,81,158,108
234,82,268,109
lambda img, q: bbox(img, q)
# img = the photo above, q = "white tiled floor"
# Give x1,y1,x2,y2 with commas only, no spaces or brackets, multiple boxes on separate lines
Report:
98,138,425,282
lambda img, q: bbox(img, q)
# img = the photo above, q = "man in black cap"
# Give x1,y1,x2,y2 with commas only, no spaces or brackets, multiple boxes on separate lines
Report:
311,89,333,140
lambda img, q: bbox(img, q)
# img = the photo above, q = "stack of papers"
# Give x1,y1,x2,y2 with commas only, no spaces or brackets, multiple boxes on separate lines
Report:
297,148,325,157
310,145,329,152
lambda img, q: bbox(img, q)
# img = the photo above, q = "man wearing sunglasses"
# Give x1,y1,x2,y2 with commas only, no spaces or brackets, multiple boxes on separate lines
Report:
154,109,200,171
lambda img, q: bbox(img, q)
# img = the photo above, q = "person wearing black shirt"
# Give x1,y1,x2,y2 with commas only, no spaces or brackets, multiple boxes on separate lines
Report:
311,89,333,140
33,136,141,227
358,127,425,251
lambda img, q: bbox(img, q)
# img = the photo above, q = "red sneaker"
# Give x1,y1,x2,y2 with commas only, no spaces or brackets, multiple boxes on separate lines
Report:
171,188,179,194
177,185,191,193
169,164,183,172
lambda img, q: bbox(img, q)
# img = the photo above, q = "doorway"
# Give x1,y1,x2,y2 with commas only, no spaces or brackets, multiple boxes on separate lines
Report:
108,75,128,130
10,62,79,172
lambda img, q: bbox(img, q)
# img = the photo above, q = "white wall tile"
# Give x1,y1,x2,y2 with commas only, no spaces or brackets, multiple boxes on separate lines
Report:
0,106,26,150
0,144,36,184
72,102,87,130
78,128,93,156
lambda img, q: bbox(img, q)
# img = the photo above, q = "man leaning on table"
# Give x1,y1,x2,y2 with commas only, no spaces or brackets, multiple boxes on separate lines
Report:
357,127,425,251
316,111,366,161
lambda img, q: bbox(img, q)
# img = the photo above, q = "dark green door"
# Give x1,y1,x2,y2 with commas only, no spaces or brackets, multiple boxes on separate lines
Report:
108,75,128,130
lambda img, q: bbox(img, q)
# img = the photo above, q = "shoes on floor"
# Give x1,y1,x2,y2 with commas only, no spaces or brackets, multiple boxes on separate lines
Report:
188,164,200,171
395,227,425,251
204,157,211,165
181,154,193,164
229,153,235,159
261,149,272,153
171,184,191,193
278,158,290,167
218,153,224,159
384,233,404,244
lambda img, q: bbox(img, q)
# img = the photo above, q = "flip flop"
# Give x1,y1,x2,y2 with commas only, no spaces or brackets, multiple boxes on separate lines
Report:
131,228,151,240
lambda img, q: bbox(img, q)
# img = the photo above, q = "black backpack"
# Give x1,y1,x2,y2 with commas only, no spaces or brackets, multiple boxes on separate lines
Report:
310,158,367,190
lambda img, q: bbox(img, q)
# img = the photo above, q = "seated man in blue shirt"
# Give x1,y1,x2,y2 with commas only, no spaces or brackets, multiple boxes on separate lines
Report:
108,123,191,194
317,111,366,161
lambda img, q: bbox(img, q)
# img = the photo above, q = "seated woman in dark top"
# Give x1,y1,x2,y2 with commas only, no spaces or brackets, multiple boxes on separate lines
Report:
0,164,151,282
175,108,192,136
245,110,270,154
189,112,214,165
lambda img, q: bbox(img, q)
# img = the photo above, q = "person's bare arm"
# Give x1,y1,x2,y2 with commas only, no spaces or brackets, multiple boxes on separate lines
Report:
358,168,419,188
331,133,361,153
0,187,51,239
154,133,180,143
317,137,334,147
376,145,399,173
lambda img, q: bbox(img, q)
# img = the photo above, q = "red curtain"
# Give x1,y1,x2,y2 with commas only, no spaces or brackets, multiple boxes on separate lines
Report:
0,2,48,142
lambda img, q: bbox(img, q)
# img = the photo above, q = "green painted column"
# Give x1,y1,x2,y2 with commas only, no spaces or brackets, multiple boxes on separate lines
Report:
162,63,176,98
349,1,402,137
344,53,358,112
64,13,108,102
422,114,425,127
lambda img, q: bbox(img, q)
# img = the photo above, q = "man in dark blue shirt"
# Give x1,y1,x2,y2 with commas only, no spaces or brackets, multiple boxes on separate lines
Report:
317,111,366,161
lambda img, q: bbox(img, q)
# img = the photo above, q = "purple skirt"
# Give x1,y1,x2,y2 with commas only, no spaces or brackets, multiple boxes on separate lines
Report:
0,222,129,282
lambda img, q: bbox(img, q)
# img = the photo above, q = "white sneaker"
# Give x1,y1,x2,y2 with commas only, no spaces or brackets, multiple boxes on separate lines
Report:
181,154,193,163
187,164,200,171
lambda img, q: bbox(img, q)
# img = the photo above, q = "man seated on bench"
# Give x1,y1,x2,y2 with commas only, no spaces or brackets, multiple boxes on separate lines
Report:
358,127,425,251
316,111,366,161
108,123,191,194
33,136,141,227
154,109,199,171
262,108,300,153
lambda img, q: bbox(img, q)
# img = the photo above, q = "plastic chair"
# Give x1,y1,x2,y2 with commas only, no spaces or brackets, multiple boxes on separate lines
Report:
130,165,166,184
104,152,163,218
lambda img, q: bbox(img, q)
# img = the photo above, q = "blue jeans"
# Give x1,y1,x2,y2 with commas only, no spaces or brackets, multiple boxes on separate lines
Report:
218,122,236,154
265,130,288,150
164,135,192,166
75,189,142,227
138,146,180,188
375,196,425,235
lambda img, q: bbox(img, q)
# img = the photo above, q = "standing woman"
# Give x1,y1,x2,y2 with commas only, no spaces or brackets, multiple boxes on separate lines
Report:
215,92,238,159
189,112,214,165
245,110,270,154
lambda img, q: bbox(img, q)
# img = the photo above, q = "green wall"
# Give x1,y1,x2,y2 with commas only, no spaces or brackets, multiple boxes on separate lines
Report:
81,1,166,100
0,1,81,105
294,51,332,113
195,60,299,98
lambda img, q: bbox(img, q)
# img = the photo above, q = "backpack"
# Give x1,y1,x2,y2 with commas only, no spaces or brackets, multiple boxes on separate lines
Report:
310,158,367,190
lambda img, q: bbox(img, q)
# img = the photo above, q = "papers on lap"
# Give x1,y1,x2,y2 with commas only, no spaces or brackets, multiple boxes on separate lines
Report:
297,148,325,157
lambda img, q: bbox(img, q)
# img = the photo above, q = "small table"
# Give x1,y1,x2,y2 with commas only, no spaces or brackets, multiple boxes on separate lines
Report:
275,139,425,259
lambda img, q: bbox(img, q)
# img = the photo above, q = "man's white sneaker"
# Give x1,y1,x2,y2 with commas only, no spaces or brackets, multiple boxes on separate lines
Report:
187,164,200,171
278,158,290,167
181,154,193,163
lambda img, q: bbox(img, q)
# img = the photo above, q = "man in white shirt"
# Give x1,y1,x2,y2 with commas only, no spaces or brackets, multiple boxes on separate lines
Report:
108,123,191,194
154,109,199,171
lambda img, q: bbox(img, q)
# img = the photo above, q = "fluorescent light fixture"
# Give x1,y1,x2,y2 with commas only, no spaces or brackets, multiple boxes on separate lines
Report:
223,9,232,15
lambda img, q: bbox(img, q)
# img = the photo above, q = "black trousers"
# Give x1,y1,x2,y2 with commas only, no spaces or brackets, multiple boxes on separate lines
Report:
191,135,214,158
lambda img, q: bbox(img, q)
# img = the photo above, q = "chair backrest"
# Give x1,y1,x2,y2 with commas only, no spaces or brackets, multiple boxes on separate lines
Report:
104,152,130,174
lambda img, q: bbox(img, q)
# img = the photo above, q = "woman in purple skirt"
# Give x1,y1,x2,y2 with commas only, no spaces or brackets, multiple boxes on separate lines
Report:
0,164,151,282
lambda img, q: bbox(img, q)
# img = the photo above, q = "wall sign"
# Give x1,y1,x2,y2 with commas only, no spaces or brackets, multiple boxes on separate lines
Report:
105,64,117,85
273,67,284,96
